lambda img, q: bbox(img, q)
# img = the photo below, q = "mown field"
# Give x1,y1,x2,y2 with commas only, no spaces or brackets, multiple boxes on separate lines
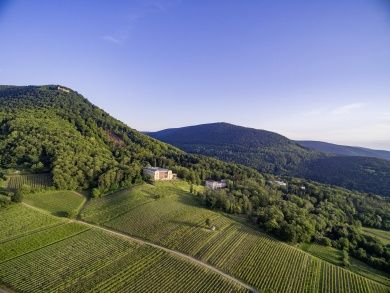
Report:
24,190,86,217
6,173,52,190
82,181,390,293
0,204,247,293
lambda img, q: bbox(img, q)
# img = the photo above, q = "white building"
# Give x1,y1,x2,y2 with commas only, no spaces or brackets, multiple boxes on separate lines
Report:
274,180,287,187
205,180,227,190
143,167,174,181
57,86,70,93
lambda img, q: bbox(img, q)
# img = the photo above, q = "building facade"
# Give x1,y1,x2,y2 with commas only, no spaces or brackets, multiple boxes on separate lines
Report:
143,167,174,181
205,180,227,190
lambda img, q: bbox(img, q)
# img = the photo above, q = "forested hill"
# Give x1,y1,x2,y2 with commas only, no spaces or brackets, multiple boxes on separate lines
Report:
146,122,324,173
297,140,390,160
147,123,390,197
0,86,262,193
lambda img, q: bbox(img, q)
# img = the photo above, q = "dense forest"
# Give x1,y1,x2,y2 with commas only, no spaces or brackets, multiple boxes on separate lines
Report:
147,123,390,197
0,85,389,273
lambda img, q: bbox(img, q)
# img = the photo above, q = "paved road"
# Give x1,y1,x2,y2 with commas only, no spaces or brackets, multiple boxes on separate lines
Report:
22,202,258,292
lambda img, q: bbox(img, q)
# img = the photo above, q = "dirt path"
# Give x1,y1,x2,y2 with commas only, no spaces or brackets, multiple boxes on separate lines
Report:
21,202,258,292
78,220,258,293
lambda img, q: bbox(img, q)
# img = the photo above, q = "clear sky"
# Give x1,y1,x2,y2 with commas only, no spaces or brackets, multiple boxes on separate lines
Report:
1,0,390,150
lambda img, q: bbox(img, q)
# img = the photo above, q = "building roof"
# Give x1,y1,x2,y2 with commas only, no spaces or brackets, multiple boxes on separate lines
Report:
144,167,170,172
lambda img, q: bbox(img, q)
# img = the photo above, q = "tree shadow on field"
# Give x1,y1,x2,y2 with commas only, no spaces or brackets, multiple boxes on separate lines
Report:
54,210,73,218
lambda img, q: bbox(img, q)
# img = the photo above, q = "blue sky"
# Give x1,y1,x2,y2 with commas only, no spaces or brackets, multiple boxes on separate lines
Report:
1,0,390,149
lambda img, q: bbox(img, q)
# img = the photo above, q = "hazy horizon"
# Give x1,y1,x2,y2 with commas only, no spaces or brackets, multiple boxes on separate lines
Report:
1,0,389,150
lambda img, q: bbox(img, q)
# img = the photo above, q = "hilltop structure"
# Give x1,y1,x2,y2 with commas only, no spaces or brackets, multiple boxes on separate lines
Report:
57,86,70,93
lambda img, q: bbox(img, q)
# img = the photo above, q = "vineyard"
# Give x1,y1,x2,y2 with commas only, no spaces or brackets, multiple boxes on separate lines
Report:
24,191,86,216
6,173,53,190
0,204,246,292
82,181,390,293
300,243,390,287
0,205,62,241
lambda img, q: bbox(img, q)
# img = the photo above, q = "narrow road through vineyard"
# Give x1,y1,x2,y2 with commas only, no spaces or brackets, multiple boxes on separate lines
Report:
78,219,259,293
22,202,258,293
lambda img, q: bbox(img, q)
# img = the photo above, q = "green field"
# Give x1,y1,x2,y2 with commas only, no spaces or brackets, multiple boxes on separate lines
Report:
363,227,390,245
24,190,86,217
81,181,390,293
0,204,247,292
6,173,52,190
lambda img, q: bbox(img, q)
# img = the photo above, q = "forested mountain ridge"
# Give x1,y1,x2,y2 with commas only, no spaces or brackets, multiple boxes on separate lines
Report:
147,123,390,197
0,85,389,273
297,140,390,160
146,122,325,174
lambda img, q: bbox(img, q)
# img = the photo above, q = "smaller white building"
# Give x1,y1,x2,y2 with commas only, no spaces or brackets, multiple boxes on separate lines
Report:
205,180,227,190
143,167,174,181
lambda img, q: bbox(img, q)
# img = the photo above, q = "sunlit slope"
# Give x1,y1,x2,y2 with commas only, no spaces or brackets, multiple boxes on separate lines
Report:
0,204,247,292
81,181,389,293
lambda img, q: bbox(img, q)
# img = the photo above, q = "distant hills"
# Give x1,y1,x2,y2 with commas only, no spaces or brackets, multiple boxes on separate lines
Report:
297,140,390,160
147,122,390,197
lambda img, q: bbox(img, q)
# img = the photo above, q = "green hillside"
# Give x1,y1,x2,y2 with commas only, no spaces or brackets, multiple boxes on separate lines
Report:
0,85,389,282
0,86,262,193
147,122,390,197
80,181,390,292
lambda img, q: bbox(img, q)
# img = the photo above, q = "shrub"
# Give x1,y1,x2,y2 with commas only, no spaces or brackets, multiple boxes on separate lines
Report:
342,249,350,267
11,190,24,203
92,188,102,198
